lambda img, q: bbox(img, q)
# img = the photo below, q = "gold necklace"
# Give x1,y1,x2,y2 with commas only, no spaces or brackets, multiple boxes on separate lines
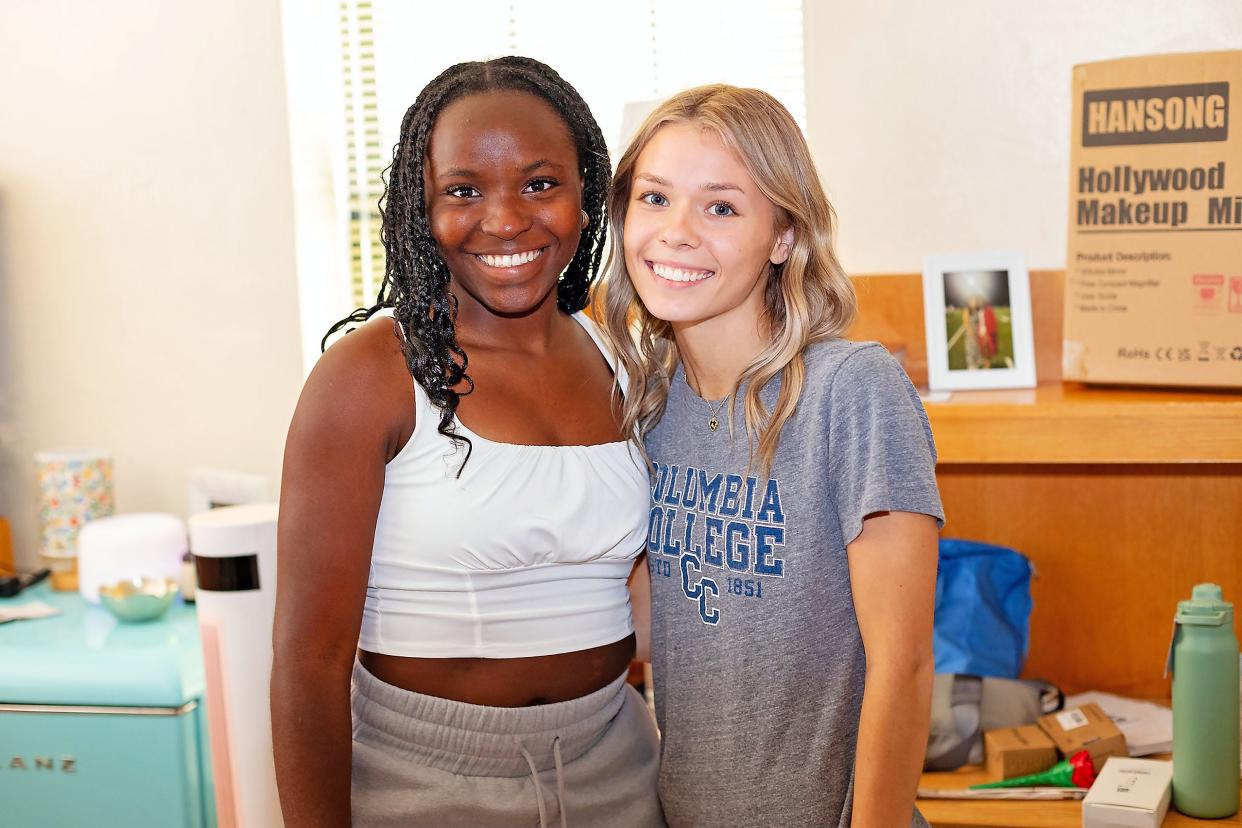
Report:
701,395,729,432
685,371,730,432
705,397,730,434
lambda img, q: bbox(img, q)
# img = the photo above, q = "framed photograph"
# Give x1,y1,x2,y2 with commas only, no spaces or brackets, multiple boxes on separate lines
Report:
922,252,1037,391
187,468,273,517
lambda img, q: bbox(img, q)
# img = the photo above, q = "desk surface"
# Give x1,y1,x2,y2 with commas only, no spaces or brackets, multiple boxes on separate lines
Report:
919,759,1241,827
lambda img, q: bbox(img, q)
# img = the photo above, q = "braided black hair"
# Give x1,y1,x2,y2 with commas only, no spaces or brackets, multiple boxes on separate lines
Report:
323,56,611,471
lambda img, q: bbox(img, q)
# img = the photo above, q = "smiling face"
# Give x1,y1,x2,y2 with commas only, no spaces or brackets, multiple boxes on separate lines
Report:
623,121,790,332
424,90,583,318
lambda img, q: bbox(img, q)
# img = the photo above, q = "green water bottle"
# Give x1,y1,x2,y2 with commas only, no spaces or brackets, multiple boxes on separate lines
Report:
1171,583,1240,817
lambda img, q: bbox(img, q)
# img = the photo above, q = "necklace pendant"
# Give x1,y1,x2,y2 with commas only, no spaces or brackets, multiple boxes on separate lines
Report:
708,417,719,432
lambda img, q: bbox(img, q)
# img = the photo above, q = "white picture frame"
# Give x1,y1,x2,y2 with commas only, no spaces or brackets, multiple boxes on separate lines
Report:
187,468,273,517
922,252,1037,391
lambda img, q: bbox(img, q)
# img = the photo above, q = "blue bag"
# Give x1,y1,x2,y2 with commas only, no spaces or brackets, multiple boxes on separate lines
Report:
933,538,1033,679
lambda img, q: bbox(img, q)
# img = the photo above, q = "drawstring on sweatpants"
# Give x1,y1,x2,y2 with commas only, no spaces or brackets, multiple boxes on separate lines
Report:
553,736,568,827
520,737,568,828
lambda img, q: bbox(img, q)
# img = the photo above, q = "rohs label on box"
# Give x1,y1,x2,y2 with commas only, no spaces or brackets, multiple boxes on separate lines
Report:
1063,50,1242,388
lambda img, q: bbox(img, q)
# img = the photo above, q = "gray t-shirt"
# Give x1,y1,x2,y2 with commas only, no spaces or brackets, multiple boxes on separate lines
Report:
645,340,945,828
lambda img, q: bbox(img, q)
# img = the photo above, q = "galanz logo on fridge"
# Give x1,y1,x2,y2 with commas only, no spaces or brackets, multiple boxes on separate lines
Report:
5,755,77,773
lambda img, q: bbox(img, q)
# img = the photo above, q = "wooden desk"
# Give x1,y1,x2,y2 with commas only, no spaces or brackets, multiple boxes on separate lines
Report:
847,271,1242,699
924,383,1242,698
923,382,1242,464
919,760,1241,827
850,271,1242,820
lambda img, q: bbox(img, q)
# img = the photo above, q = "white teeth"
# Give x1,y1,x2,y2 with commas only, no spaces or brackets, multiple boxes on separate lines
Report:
476,249,543,268
652,262,713,283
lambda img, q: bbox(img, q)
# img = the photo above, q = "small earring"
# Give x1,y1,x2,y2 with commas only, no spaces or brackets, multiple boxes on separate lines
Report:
581,210,589,229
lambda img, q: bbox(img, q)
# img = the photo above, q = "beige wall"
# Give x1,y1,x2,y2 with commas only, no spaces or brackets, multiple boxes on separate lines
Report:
803,0,1242,274
0,0,305,567
4,2,1240,568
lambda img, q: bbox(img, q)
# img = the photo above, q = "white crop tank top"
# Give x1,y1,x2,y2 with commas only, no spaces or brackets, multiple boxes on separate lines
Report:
358,312,650,658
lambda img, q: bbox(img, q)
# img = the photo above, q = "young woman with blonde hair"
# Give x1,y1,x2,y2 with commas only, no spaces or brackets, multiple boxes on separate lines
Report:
600,85,944,827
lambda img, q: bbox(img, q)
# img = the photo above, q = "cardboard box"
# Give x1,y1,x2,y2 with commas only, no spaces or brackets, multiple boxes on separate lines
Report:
984,724,1058,780
1037,703,1129,771
1062,50,1242,388
1082,756,1173,828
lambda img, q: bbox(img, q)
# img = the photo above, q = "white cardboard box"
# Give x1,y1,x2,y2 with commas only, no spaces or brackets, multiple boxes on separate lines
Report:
1082,756,1173,828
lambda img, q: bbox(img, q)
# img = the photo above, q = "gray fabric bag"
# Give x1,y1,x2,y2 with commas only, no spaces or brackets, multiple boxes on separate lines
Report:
924,673,1064,770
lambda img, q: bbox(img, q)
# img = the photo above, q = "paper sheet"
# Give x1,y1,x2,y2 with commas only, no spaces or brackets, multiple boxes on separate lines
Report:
0,601,61,624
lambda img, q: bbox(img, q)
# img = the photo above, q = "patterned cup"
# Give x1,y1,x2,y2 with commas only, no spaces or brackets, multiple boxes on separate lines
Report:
35,450,115,590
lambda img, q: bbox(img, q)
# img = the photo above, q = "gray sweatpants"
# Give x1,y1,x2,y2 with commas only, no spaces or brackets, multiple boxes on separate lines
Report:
351,662,666,827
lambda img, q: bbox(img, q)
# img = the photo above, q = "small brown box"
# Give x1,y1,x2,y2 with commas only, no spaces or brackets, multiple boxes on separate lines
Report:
1038,703,1129,770
985,724,1059,780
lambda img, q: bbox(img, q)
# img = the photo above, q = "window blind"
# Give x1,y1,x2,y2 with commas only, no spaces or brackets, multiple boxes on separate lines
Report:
339,0,383,307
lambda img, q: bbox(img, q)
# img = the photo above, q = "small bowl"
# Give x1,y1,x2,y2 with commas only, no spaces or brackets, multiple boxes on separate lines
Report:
99,577,180,623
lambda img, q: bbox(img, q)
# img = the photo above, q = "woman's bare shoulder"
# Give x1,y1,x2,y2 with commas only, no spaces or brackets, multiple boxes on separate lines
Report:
295,315,413,455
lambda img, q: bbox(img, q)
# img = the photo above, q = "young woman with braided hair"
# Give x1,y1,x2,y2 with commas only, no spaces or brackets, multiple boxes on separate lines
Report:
272,57,664,827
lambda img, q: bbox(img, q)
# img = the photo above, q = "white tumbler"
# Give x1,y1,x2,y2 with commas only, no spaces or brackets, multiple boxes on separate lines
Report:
189,503,282,828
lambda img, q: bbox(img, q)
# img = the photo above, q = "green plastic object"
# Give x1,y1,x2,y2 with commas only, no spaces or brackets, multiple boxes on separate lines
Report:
970,750,1096,789
1171,583,1240,818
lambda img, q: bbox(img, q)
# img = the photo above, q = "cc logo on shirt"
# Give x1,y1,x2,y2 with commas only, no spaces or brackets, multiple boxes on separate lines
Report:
680,553,720,625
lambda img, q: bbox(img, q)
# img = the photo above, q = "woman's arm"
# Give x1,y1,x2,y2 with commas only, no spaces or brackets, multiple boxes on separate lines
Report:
846,510,939,828
270,319,410,827
628,552,652,663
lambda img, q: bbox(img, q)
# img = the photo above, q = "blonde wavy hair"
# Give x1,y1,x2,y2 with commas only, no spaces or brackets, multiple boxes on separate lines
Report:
596,84,857,473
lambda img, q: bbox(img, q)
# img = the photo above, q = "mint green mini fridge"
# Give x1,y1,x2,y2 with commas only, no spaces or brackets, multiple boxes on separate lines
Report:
0,584,215,827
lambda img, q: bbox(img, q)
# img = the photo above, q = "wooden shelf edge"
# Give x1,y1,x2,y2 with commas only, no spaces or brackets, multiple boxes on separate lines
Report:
923,382,1242,464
